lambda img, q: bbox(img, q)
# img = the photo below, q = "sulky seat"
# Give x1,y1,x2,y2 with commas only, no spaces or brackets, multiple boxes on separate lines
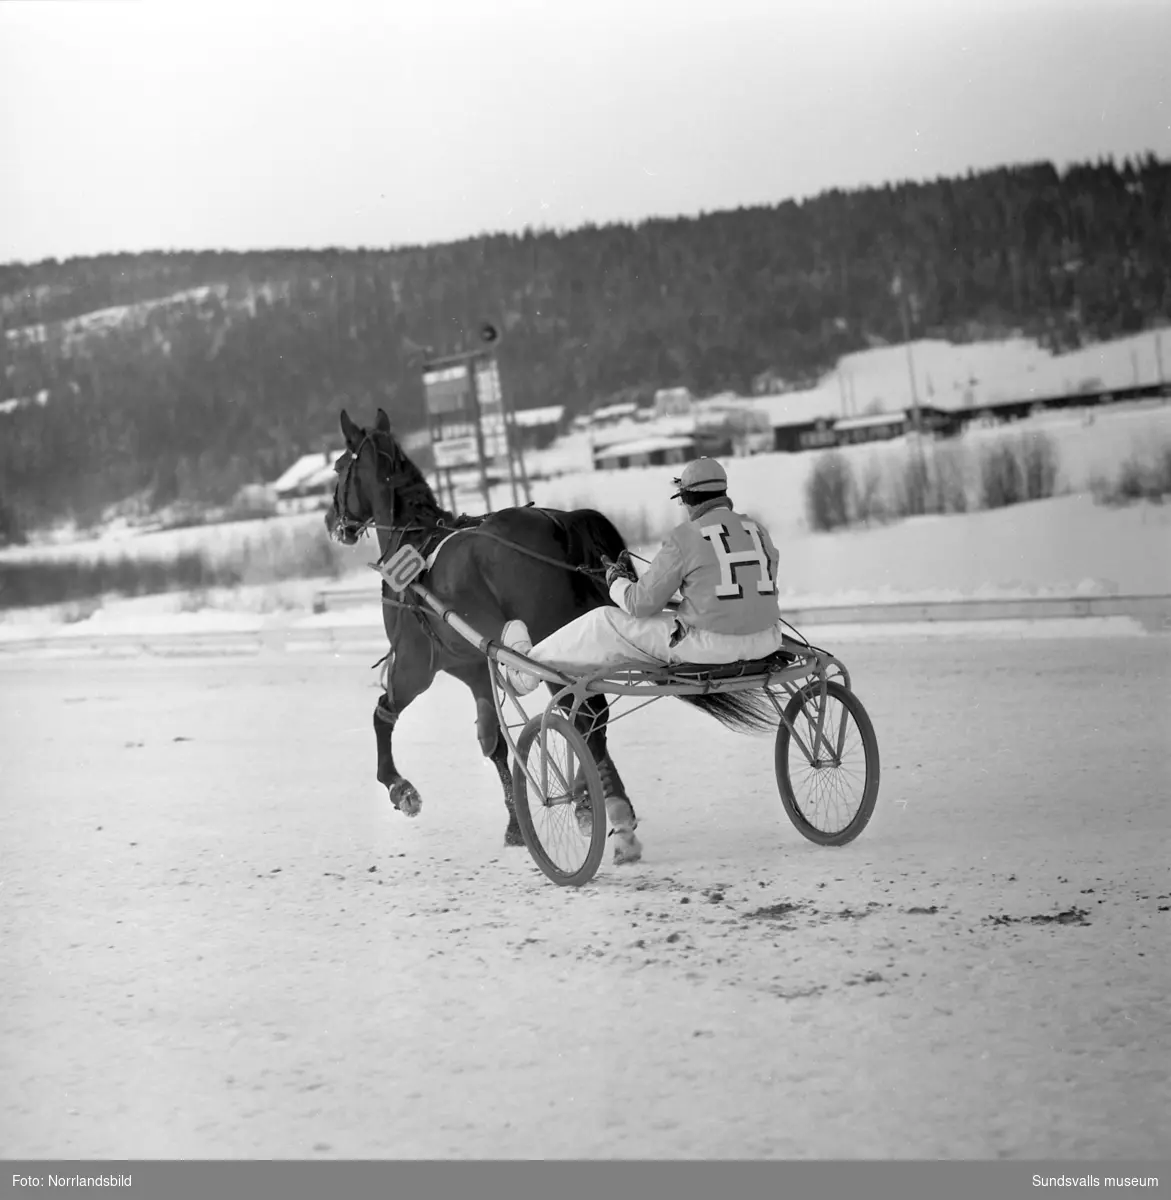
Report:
635,646,801,683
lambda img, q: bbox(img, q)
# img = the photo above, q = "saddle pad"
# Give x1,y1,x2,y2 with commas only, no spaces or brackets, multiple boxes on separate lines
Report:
424,532,459,572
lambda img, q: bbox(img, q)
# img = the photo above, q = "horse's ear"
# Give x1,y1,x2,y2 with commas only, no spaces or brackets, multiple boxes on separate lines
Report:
340,409,362,450
374,408,392,434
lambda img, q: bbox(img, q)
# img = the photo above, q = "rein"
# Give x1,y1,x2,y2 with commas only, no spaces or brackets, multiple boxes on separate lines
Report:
416,522,620,580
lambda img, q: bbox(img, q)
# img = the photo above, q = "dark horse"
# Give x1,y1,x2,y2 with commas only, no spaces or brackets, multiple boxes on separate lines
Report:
326,407,774,861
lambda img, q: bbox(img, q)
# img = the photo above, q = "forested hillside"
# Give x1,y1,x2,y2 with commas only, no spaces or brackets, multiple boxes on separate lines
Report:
1,154,1168,536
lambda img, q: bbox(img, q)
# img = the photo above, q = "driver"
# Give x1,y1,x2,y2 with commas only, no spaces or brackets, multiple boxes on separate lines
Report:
499,457,788,693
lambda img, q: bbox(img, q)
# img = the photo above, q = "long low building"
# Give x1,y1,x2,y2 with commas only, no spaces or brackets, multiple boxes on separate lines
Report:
591,435,696,471
270,449,342,513
512,404,565,429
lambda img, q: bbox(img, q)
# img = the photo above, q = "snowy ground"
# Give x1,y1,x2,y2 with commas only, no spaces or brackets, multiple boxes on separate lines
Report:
1,635,1168,1159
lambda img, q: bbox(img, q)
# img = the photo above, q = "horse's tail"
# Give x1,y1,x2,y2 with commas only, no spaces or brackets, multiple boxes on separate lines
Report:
675,689,778,735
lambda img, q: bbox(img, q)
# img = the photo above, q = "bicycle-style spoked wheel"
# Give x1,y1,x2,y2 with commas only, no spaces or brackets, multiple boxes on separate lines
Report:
511,712,607,886
775,680,880,846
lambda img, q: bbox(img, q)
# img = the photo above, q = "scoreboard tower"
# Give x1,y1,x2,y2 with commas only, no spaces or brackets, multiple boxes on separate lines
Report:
421,325,530,512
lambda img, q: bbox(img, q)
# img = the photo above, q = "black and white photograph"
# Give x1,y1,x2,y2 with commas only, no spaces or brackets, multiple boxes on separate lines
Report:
1,0,1168,1188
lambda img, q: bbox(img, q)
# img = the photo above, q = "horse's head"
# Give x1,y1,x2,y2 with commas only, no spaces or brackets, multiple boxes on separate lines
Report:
327,407,391,544
327,407,437,545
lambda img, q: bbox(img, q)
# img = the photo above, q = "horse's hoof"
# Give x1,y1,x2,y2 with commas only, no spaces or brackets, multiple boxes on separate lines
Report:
604,795,641,863
504,823,526,847
611,829,643,866
389,781,422,817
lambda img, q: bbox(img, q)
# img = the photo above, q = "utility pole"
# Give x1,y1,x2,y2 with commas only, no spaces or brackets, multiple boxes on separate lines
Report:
507,405,532,504
893,272,928,487
896,285,922,432
465,363,493,513
481,323,531,507
496,363,531,506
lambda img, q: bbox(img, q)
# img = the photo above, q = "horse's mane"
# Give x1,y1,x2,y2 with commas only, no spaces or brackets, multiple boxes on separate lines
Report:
356,424,493,566
371,428,449,523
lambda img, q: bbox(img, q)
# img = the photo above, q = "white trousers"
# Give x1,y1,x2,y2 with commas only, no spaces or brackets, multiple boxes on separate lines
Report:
528,607,789,674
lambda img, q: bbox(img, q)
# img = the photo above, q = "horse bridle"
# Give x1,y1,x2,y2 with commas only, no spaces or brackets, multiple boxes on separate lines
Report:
331,432,421,561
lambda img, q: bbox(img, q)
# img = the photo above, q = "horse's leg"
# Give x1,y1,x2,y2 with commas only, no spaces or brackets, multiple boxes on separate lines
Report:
373,628,436,818
450,661,524,847
566,691,643,865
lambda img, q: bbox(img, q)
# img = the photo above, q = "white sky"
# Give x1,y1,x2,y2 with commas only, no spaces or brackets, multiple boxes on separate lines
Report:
1,0,1168,264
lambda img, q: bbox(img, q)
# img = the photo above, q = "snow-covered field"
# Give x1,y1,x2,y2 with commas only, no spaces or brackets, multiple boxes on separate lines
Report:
2,491,1168,647
0,508,345,567
1,637,1167,1159
823,327,1170,413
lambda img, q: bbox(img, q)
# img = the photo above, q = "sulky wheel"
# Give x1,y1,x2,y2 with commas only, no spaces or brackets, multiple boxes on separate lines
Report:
511,712,607,886
775,680,880,846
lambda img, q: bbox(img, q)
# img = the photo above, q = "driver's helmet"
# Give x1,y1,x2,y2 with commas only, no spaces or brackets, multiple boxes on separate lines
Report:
670,457,727,499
